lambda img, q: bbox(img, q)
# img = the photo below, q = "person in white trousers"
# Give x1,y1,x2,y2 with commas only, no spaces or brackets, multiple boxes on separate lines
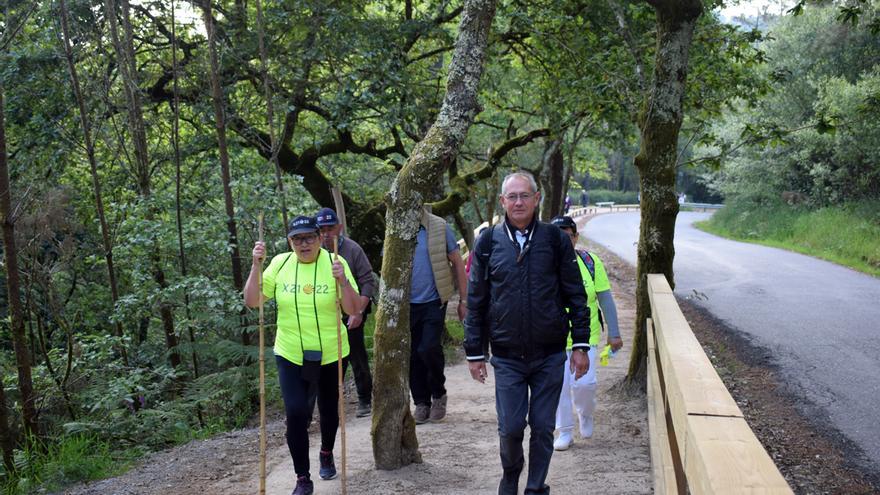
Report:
550,216,624,450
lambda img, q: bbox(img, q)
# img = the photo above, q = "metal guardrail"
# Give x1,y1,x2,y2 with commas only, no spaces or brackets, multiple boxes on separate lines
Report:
458,201,719,255
571,204,640,217
681,202,723,211
646,274,791,494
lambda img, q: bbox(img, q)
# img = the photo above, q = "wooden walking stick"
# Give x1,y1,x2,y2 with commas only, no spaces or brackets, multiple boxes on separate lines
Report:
332,234,348,495
330,187,347,235
330,186,349,494
257,213,267,495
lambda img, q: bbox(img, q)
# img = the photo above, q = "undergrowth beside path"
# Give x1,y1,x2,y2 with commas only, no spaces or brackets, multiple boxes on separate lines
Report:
696,200,880,277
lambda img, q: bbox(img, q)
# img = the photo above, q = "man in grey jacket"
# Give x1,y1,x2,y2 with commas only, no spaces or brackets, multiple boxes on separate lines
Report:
316,207,375,417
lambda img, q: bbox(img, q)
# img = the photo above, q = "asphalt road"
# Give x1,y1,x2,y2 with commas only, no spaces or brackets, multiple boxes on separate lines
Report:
584,211,880,471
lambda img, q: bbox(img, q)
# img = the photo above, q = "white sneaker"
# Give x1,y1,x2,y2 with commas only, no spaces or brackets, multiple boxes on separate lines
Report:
579,415,594,438
553,431,573,451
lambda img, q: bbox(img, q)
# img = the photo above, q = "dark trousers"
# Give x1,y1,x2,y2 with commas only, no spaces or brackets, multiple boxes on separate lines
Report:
409,300,447,406
276,355,349,478
491,352,566,495
344,315,373,405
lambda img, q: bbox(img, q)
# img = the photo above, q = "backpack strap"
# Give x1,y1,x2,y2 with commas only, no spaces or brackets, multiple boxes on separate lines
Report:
576,249,604,329
476,225,496,281
576,249,596,281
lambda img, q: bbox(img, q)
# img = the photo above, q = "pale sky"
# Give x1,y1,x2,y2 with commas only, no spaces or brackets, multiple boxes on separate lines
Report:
717,0,794,21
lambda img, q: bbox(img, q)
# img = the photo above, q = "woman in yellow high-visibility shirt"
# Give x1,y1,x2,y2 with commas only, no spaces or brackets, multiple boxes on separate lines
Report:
244,215,359,495
549,215,623,452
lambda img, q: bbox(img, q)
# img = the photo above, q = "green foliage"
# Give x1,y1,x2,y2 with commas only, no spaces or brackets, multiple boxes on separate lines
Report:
698,198,880,277
698,4,880,206
362,316,376,360
443,319,465,363
583,189,639,205
1,434,129,495
445,319,464,343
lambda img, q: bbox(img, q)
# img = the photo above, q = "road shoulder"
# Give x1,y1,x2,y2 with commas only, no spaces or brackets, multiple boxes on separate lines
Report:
584,238,880,494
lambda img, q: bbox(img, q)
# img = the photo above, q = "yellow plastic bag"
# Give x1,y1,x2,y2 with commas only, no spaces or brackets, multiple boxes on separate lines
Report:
599,345,613,366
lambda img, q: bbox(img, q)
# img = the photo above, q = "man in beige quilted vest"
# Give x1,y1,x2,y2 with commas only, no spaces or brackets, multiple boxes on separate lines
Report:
409,206,468,424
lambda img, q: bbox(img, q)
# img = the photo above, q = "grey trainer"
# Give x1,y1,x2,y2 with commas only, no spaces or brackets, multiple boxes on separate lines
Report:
356,401,371,418
413,403,430,424
429,394,447,422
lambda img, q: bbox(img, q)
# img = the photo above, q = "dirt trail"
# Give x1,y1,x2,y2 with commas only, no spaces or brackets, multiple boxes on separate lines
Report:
214,354,648,494
63,215,651,495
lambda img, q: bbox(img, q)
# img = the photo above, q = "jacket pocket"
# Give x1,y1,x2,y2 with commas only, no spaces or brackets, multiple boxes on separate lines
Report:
532,305,567,344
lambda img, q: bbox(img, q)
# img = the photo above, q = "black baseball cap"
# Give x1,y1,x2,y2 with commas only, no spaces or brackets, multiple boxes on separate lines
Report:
287,215,319,237
315,207,339,227
551,215,577,233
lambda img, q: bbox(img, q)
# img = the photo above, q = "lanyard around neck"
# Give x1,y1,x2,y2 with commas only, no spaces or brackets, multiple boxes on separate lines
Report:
504,221,535,262
293,250,324,355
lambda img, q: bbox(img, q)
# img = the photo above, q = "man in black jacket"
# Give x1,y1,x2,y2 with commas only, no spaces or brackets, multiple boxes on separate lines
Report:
464,171,590,495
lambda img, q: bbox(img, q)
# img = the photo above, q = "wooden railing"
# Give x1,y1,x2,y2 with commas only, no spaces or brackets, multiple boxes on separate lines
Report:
646,274,792,494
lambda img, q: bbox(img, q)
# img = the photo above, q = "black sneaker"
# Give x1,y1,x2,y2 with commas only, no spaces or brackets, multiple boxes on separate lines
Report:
292,475,313,495
356,401,372,418
319,450,337,480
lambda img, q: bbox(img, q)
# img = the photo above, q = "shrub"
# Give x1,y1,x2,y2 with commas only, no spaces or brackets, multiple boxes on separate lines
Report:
699,198,880,276
581,189,639,205
2,435,127,495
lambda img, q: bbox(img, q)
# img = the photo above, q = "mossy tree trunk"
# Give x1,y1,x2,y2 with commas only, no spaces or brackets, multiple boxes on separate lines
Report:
626,0,703,387
371,0,496,470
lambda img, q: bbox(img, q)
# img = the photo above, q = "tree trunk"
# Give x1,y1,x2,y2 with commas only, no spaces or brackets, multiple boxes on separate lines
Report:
255,0,288,230
38,289,79,421
549,140,564,216
486,172,499,224
105,0,181,368
170,1,202,417
59,0,128,365
470,193,485,225
371,0,496,470
562,123,585,207
106,0,149,193
561,163,572,208
36,311,76,420
539,138,563,221
0,37,23,466
0,85,39,439
0,372,11,471
626,0,703,386
453,211,473,250
200,0,248,346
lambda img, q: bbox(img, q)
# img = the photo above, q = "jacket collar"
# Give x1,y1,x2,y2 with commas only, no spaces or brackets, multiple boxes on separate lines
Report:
503,214,537,237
